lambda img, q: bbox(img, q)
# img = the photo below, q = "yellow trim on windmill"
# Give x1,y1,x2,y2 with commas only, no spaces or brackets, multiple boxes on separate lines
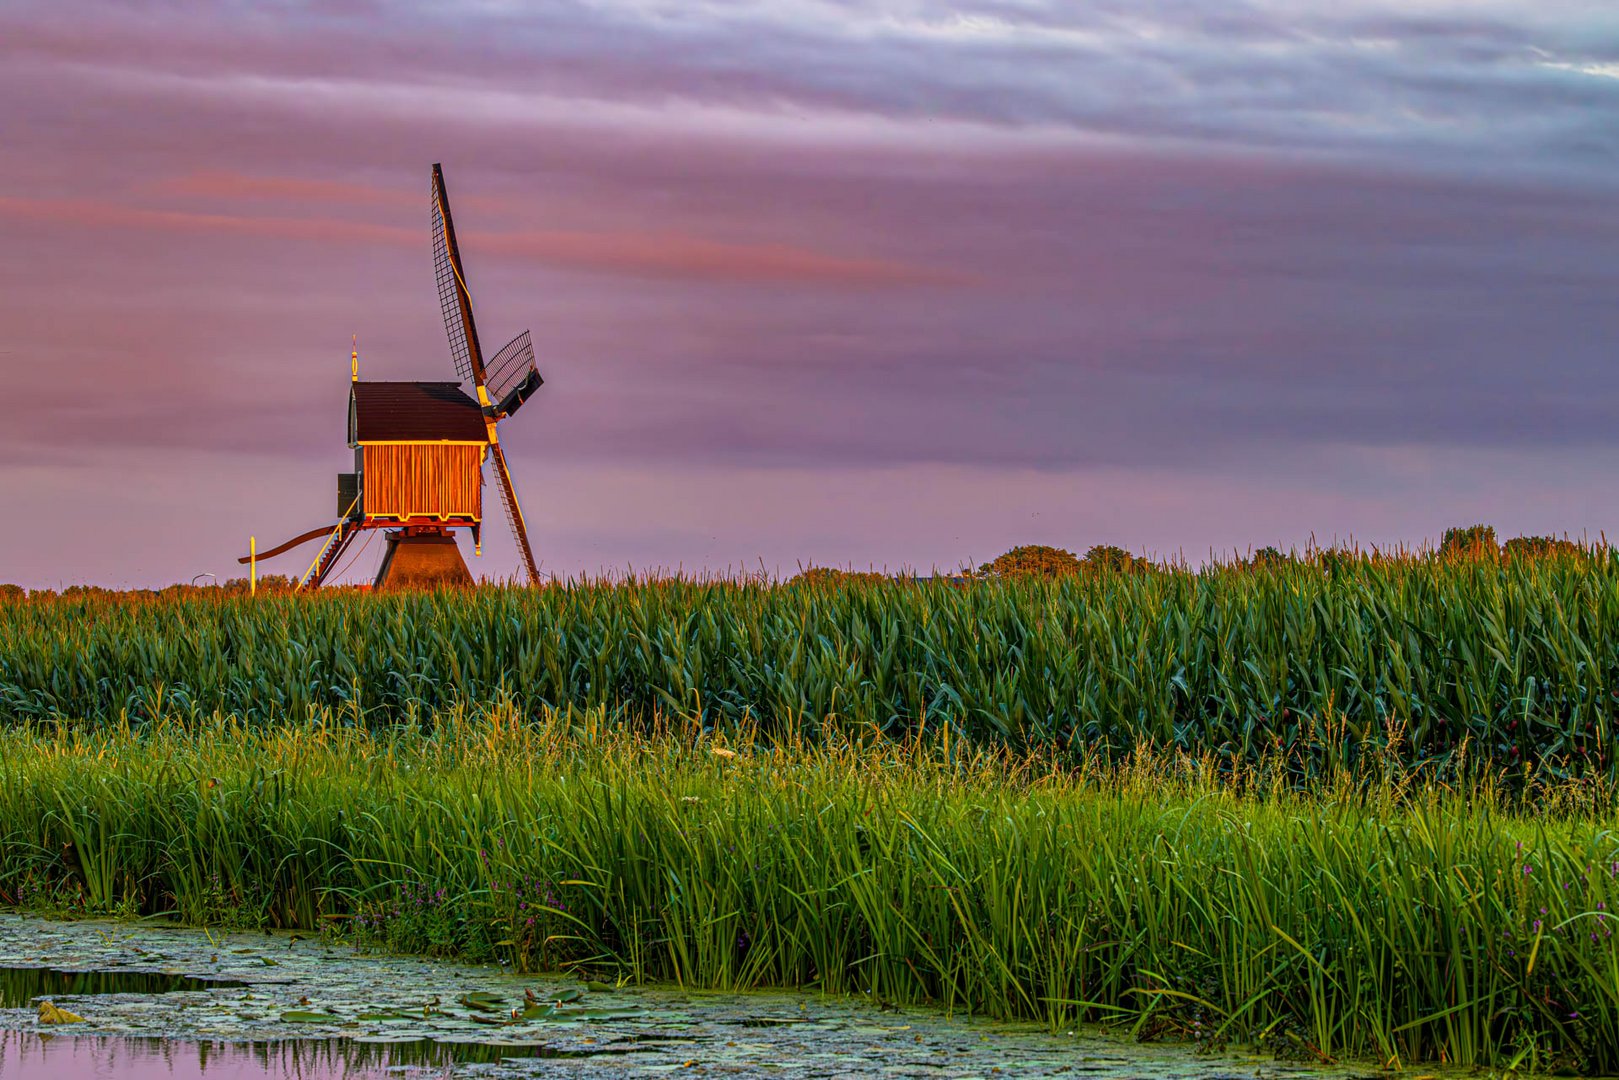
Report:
352,440,489,447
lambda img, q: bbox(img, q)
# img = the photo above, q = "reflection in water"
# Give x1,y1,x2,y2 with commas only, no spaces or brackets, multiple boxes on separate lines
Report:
0,1032,549,1078
0,967,247,1008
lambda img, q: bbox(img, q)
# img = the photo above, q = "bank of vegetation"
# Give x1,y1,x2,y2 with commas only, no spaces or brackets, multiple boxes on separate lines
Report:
0,712,1614,1072
3,535,1614,1067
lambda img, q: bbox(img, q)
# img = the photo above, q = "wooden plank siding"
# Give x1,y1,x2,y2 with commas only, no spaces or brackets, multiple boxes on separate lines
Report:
362,444,483,521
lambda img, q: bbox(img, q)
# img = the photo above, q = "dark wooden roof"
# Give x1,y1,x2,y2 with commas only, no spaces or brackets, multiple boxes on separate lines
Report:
349,381,487,443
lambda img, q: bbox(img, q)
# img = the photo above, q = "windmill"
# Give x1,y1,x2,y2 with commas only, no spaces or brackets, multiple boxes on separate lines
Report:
241,164,544,589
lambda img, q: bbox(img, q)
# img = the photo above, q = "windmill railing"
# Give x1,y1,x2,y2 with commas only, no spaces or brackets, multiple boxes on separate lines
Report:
297,494,361,590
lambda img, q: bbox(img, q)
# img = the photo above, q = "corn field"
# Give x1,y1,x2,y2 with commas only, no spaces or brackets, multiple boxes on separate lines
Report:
3,553,1616,773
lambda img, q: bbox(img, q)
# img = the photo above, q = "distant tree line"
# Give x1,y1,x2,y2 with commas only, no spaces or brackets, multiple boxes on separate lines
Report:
788,526,1594,585
0,528,1598,599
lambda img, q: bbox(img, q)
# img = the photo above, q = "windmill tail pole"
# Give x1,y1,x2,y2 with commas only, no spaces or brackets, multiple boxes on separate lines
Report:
237,525,342,564
250,536,256,596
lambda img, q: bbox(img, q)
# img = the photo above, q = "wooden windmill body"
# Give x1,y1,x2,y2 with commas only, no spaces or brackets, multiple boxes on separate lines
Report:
346,381,486,587
243,165,544,589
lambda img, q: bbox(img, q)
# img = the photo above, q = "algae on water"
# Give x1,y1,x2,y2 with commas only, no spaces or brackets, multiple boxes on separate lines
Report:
0,913,1423,1078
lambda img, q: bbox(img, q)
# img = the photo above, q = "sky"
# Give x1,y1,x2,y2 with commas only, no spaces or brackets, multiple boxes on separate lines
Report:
2,0,1618,588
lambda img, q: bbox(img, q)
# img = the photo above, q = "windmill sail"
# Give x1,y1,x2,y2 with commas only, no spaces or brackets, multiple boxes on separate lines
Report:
431,164,484,385
486,330,544,419
487,329,536,399
489,442,541,584
431,163,542,585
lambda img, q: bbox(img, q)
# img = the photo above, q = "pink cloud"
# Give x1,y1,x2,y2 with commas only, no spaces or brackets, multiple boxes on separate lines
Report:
0,189,964,286
156,170,423,207
153,170,512,213
472,229,970,285
0,194,414,246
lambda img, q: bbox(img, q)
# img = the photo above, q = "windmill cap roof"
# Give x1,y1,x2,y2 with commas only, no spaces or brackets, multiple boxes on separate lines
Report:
350,381,488,443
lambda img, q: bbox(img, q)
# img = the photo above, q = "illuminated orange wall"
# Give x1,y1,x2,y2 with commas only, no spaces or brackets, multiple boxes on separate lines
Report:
362,444,483,521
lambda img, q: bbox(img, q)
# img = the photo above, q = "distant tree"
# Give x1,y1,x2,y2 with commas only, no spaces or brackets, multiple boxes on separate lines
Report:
1312,547,1365,576
1250,546,1288,567
1439,524,1498,559
1081,544,1151,575
976,544,1083,579
1503,535,1584,560
0,584,24,602
221,574,298,595
792,567,888,587
61,584,116,599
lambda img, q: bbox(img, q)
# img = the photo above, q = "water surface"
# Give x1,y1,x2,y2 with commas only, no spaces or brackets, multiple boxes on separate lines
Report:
0,914,1423,1078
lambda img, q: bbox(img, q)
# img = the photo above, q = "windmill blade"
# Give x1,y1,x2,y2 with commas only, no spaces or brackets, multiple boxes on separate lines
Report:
486,329,539,400
489,442,541,585
496,368,544,421
434,164,539,586
431,163,486,386
487,329,545,418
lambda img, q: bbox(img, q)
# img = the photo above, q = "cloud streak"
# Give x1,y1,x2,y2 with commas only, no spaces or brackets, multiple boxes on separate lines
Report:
0,190,960,284
7,1,1616,176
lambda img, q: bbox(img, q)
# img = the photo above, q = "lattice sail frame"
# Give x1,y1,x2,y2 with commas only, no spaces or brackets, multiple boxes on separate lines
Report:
486,329,537,403
430,164,543,586
431,181,477,384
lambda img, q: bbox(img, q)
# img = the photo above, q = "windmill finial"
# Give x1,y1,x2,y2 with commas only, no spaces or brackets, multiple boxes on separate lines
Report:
351,335,359,382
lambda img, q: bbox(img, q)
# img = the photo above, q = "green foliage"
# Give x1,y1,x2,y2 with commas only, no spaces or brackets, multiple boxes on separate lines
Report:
976,544,1082,578
353,870,491,960
1248,546,1289,568
0,714,1616,1070
1080,544,1150,574
1505,535,1585,560
222,574,298,595
0,585,23,603
791,567,889,587
1441,523,1499,559
1311,546,1365,576
59,585,117,600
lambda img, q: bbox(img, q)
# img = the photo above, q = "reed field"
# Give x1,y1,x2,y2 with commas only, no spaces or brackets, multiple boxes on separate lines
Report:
0,711,1615,1072
3,551,1619,1069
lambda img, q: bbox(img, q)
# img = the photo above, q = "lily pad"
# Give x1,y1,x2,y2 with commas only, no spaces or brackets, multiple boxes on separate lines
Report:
457,990,505,1012
355,1009,416,1021
567,1006,646,1021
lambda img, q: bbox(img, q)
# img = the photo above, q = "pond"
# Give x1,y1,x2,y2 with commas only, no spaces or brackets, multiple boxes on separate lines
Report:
0,913,1399,1078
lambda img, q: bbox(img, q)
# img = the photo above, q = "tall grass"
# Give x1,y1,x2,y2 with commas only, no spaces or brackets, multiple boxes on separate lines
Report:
0,709,1616,1071
4,551,1617,775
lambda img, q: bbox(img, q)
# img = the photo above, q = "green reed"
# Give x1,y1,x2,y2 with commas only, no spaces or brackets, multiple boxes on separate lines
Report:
0,709,1616,1071
4,551,1617,776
